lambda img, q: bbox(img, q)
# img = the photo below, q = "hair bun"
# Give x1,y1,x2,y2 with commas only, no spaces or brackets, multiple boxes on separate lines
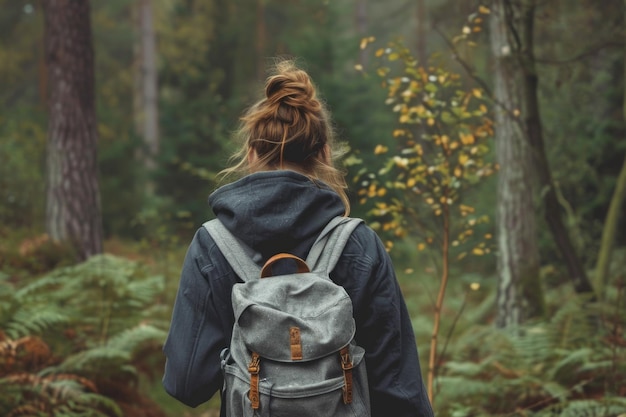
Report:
264,61,318,112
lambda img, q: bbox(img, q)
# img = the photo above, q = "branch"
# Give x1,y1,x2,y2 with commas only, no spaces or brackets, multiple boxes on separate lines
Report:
433,25,493,98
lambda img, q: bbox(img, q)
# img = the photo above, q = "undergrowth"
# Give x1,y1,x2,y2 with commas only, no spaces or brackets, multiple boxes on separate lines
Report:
0,254,168,417
431,283,626,417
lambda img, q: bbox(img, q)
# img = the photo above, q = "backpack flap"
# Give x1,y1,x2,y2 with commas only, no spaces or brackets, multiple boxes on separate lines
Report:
232,274,356,362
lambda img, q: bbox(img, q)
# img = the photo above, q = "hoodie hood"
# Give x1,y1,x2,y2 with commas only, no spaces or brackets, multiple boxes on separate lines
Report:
208,170,345,260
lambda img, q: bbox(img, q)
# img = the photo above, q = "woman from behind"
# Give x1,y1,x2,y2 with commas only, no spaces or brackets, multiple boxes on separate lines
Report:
162,59,434,417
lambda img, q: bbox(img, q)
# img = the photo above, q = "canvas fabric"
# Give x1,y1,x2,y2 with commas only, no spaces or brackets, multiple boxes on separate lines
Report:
203,216,371,417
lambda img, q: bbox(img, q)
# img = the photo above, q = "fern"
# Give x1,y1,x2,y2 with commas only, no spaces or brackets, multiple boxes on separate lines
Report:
0,372,123,417
48,324,166,379
538,398,626,417
1,254,165,340
435,290,626,417
0,254,168,417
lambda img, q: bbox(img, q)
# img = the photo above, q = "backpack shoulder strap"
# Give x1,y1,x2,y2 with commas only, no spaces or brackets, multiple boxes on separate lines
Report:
202,219,261,282
307,217,364,274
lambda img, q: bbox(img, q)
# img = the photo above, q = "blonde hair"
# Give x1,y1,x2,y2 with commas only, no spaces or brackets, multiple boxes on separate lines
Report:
221,59,350,214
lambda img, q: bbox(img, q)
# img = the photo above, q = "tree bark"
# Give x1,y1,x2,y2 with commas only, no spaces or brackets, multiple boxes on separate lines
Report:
490,0,544,327
415,0,427,66
518,0,595,295
43,0,103,260
134,0,159,173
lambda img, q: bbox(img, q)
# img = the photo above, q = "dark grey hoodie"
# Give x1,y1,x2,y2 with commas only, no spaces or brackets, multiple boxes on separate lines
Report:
162,170,434,417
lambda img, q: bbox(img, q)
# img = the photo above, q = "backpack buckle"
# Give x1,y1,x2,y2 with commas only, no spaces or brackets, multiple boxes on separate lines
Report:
248,353,261,410
248,352,261,374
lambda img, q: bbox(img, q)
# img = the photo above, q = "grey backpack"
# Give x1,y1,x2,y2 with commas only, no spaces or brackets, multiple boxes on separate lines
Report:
203,217,371,417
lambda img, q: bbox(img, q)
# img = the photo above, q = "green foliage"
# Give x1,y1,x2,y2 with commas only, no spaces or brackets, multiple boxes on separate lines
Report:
353,38,496,259
0,254,168,417
433,287,626,417
0,108,47,229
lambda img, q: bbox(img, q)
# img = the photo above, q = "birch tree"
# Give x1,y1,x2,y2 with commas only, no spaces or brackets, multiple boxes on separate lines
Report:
489,0,543,327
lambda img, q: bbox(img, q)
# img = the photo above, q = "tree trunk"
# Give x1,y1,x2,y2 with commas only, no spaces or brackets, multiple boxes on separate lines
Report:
490,0,544,328
43,0,103,260
595,1,626,298
134,0,159,173
415,0,427,65
519,0,595,296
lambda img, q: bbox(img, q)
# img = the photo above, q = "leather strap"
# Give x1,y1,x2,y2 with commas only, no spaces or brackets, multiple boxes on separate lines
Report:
290,327,303,360
261,253,310,278
248,352,261,409
340,346,353,404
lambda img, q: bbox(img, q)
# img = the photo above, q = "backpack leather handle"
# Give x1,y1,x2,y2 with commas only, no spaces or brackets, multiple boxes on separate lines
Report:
261,253,310,278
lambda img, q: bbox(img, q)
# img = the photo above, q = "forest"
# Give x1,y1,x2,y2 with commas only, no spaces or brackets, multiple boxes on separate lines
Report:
0,0,625,416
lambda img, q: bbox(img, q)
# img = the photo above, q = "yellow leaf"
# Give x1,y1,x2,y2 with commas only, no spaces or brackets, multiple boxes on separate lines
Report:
454,167,462,177
460,132,475,145
470,282,481,291
354,64,363,72
418,243,426,251
375,48,385,57
473,248,485,255
472,88,482,98
407,178,416,187
377,188,387,197
479,5,490,14
479,104,488,114
393,129,405,137
459,154,469,165
460,204,475,213
427,118,435,126
374,144,388,155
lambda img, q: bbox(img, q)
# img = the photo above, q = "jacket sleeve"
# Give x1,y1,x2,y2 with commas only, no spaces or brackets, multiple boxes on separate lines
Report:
162,228,229,408
334,225,434,417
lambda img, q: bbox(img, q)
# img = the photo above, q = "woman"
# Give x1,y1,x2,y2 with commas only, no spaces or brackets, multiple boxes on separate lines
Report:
162,59,434,417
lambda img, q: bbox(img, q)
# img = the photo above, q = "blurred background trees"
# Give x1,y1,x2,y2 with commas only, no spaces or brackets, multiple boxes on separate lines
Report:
0,0,624,416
